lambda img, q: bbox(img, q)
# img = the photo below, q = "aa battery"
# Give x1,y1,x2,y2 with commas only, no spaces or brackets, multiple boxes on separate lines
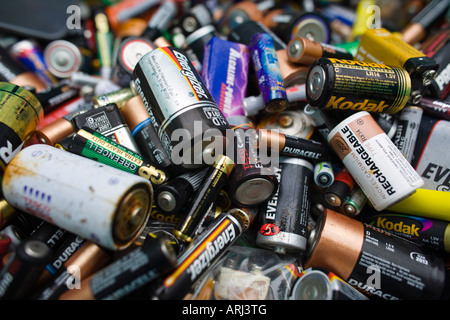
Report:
173,155,235,243
0,46,46,92
120,95,173,171
0,239,51,300
155,167,207,214
58,236,175,300
392,106,423,163
0,199,18,230
10,39,58,87
328,111,424,211
313,161,334,189
249,32,288,113
33,240,112,300
140,1,179,41
92,87,135,110
257,128,329,163
152,211,245,300
227,128,278,208
44,40,90,79
324,167,354,207
355,28,439,103
111,36,156,88
303,104,337,140
342,185,367,217
94,10,114,79
72,103,139,153
33,79,80,114
287,36,353,65
289,267,368,300
57,128,168,186
257,109,314,139
419,97,450,121
133,46,230,170
304,209,447,300
0,82,44,175
306,57,412,114
1,144,153,251
256,157,313,255
362,211,450,254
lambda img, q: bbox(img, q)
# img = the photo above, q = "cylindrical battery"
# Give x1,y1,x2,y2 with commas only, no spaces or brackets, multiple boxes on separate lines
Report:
44,40,90,79
2,144,153,251
303,104,338,140
324,167,354,207
227,128,278,207
56,127,168,186
306,57,411,114
289,267,368,300
111,36,156,88
92,87,135,110
257,109,314,139
133,46,230,170
249,32,288,113
120,95,173,171
287,36,353,65
362,211,450,254
342,185,367,217
58,236,176,300
392,106,423,163
313,161,334,189
418,97,450,121
72,103,140,153
0,82,44,175
304,209,447,300
0,239,51,300
256,157,313,254
33,79,80,115
328,111,424,211
173,154,235,243
155,167,207,214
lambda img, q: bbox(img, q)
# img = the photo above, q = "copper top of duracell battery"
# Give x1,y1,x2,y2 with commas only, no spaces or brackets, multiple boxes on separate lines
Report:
276,49,309,87
303,209,364,281
35,118,75,146
287,36,323,65
12,72,47,93
401,23,426,45
257,128,285,151
120,95,150,131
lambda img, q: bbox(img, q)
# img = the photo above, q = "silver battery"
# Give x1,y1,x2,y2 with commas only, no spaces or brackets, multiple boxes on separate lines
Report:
392,106,423,163
2,144,153,251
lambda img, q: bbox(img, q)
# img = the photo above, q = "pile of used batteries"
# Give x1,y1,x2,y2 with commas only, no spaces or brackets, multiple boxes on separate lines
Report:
0,0,449,301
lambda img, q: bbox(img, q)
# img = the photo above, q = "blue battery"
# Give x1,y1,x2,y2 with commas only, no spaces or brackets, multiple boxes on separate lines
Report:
249,32,288,113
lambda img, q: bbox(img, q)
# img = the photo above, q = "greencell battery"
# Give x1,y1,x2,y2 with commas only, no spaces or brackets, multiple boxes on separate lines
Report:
0,82,44,177
72,103,140,153
306,57,412,114
173,154,235,243
392,106,423,163
342,185,367,217
56,127,168,186
289,267,368,300
133,46,230,170
249,32,288,113
59,236,176,300
256,157,313,255
362,211,450,254
0,239,51,300
355,28,439,104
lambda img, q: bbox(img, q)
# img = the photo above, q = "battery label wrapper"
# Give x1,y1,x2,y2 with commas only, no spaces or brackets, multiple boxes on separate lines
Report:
328,112,423,211
347,224,445,300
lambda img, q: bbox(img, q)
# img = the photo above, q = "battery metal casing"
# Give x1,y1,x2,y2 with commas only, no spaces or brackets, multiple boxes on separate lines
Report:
2,144,153,251
133,46,230,170
256,157,313,254
392,106,423,163
327,111,423,211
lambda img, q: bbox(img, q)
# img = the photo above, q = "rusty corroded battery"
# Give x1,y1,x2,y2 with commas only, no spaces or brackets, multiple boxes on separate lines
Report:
304,209,447,300
0,82,44,176
306,57,412,114
1,144,153,251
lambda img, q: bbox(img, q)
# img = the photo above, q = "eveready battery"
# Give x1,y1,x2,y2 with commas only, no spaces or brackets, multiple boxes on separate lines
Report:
0,83,44,176
304,209,447,300
2,144,153,251
256,157,313,254
202,37,249,123
249,32,288,113
306,57,411,114
328,111,424,211
133,46,230,170
355,28,439,103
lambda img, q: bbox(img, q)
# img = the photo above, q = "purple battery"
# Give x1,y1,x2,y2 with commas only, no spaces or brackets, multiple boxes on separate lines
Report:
202,37,249,125
249,32,288,113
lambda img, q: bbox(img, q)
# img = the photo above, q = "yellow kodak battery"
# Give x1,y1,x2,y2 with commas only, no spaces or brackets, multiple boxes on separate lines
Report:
355,28,439,104
387,188,450,222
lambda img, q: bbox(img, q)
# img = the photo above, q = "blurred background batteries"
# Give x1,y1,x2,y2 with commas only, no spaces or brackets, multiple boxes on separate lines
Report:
256,157,313,255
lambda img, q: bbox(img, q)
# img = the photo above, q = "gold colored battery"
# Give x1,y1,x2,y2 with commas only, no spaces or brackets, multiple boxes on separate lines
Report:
0,198,18,229
0,82,43,172
92,87,135,109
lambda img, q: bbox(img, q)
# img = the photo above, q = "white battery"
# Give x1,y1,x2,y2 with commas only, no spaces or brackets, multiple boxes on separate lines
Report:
327,111,424,211
2,144,153,250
